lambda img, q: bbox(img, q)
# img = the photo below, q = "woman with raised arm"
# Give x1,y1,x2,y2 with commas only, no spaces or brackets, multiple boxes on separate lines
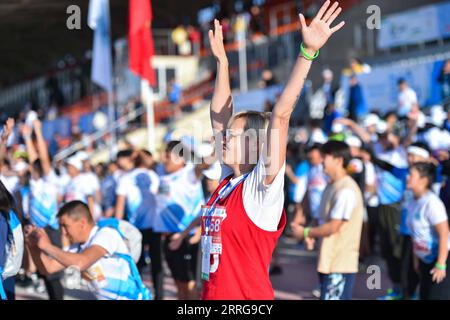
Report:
22,120,64,300
201,0,345,300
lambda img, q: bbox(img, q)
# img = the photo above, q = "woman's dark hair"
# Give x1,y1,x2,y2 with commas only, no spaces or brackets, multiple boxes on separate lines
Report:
410,162,436,189
116,149,134,159
166,140,184,157
307,143,323,154
321,140,352,168
0,179,16,215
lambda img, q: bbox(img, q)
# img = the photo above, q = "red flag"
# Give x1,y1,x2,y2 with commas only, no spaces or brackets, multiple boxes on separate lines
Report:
129,0,156,86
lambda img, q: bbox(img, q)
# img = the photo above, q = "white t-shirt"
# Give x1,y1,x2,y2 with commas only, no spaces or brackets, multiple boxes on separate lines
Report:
398,87,418,116
29,170,60,229
220,157,286,232
81,172,102,220
423,127,450,151
405,191,450,264
329,188,356,221
116,168,160,230
309,128,328,145
377,146,408,168
63,174,96,204
0,174,19,194
154,164,204,233
56,173,71,196
81,172,101,194
68,226,136,300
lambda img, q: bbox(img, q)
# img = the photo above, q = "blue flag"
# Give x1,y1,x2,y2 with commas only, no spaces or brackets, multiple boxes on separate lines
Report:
88,0,113,92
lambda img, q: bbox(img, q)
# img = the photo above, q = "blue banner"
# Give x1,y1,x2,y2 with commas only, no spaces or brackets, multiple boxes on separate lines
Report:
378,1,450,49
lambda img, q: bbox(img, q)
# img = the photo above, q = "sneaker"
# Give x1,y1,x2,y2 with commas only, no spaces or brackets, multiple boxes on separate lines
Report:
16,270,33,288
312,286,321,299
30,273,46,294
35,280,46,294
377,288,402,300
144,251,151,265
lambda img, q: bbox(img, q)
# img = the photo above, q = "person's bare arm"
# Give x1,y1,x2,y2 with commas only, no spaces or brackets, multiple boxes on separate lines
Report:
33,120,52,176
25,226,65,275
431,221,449,283
31,227,107,272
0,118,15,171
43,244,107,271
285,164,299,184
104,207,115,218
169,216,201,251
308,219,345,238
291,219,345,240
402,115,419,148
22,124,38,164
114,195,126,220
95,190,102,208
265,1,345,185
209,19,233,136
27,245,66,275
334,117,371,144
194,158,210,179
292,204,306,225
87,196,96,220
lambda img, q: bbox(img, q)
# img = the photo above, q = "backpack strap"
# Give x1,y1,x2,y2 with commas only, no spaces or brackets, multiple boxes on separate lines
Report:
97,218,125,238
114,253,152,300
0,210,21,300
96,219,151,300
0,267,6,300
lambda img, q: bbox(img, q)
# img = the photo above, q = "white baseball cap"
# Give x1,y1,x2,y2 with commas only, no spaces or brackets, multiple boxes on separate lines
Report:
202,161,222,181
331,122,344,133
427,105,446,127
345,135,362,148
195,143,214,158
407,145,430,159
76,151,89,162
13,161,29,173
363,114,379,128
66,156,83,171
376,120,387,134
416,112,426,129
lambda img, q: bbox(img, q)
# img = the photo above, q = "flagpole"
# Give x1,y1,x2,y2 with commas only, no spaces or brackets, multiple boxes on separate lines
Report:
237,14,248,93
141,79,155,153
107,89,116,160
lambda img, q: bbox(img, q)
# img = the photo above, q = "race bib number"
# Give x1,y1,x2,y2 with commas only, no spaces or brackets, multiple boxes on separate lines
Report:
201,206,226,255
82,263,108,288
200,206,227,281
201,236,212,281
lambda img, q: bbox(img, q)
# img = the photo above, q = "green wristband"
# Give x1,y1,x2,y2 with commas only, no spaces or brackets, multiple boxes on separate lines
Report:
304,227,310,239
300,42,319,60
435,262,447,271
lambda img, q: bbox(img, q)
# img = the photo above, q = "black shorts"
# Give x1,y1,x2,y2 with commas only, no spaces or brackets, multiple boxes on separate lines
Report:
163,234,199,282
43,226,64,280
